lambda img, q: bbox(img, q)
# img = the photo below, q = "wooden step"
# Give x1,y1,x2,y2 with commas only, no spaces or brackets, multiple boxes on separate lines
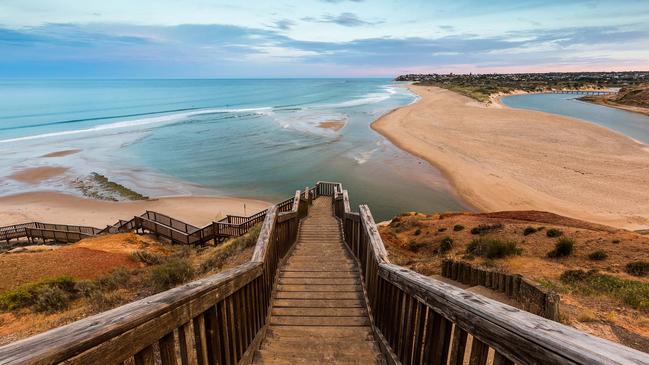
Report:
280,271,358,278
274,291,362,300
272,307,366,317
252,196,384,365
272,299,365,308
276,284,361,292
252,350,381,364
278,278,359,285
270,316,370,326
265,326,374,340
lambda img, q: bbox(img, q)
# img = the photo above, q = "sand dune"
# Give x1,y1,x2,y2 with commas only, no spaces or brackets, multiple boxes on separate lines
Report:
373,85,649,230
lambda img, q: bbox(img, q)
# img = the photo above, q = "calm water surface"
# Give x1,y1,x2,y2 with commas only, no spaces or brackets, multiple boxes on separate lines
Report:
0,79,467,220
502,93,649,144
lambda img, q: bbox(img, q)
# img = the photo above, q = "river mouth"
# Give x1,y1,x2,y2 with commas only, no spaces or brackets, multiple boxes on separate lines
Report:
501,92,649,145
0,79,469,221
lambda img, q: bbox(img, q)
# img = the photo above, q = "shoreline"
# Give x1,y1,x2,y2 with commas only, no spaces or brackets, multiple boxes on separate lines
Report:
373,85,649,230
578,97,649,117
492,89,649,117
0,191,272,228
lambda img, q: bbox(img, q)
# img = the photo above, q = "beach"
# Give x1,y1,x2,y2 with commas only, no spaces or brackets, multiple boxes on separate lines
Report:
373,85,649,230
0,192,271,228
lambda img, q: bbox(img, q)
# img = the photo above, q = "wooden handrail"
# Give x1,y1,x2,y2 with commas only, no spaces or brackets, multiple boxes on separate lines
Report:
0,188,310,365
334,189,649,365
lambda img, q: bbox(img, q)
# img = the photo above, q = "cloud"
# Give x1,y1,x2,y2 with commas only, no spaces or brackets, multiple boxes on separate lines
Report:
302,12,382,27
319,0,364,3
271,19,295,31
0,22,647,77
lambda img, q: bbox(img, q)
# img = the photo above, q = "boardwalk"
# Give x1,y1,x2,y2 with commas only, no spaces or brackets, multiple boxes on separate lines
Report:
252,197,384,364
2,183,648,365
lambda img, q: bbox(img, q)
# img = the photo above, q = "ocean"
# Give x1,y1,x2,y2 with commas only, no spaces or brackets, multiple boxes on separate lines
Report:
0,79,468,220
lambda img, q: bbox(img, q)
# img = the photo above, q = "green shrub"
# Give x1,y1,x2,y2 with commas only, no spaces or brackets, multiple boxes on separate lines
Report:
437,227,447,232
612,239,621,244
0,276,77,312
453,224,464,232
626,261,649,277
466,238,521,259
546,228,563,238
131,250,165,265
150,259,194,291
201,224,261,273
33,287,70,313
470,223,503,235
408,241,424,252
414,228,422,236
439,237,453,253
523,227,537,236
588,250,608,261
560,269,649,312
97,267,131,291
548,237,574,258
560,269,592,283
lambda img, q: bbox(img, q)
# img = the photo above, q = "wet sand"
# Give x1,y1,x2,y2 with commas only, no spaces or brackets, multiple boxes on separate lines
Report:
8,166,69,184
373,85,649,230
0,192,271,228
41,149,81,158
317,119,346,131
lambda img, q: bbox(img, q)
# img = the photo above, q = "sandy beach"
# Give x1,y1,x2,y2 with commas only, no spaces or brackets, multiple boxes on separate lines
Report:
373,85,649,230
0,192,271,228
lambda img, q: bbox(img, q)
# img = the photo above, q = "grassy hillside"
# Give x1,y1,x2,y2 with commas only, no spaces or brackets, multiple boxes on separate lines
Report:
379,210,649,352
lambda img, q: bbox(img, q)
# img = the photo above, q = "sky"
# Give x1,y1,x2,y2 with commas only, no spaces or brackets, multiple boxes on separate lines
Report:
1,0,648,77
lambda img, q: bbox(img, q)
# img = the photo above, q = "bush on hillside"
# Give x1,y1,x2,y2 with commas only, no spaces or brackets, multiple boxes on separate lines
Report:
439,237,453,253
453,224,464,232
546,228,563,238
466,238,521,259
560,269,649,312
131,250,165,265
470,223,503,235
588,250,608,261
547,237,574,258
0,276,76,312
523,227,537,236
150,259,194,291
626,261,649,277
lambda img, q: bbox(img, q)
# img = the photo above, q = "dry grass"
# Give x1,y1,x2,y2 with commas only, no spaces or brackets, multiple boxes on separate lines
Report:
380,210,649,351
0,227,258,345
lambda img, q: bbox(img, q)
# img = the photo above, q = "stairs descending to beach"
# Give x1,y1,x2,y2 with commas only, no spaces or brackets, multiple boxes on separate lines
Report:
252,197,385,365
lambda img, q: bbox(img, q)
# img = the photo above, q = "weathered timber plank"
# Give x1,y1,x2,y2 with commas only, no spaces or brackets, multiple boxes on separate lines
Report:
379,263,649,365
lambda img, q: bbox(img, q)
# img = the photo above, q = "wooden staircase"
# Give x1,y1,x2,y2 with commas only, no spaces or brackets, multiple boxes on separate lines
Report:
252,197,385,364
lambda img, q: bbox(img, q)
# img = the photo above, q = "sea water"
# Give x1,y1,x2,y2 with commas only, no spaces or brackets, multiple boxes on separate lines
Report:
0,79,467,220
501,92,649,145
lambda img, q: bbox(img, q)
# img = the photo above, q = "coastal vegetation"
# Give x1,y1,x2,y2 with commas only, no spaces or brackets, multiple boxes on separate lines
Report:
395,72,649,103
379,210,649,351
0,225,260,344
580,85,649,115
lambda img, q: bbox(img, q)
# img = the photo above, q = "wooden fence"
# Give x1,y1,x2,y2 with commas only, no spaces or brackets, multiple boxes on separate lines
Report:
0,187,311,365
441,259,560,321
332,186,649,365
1,193,297,246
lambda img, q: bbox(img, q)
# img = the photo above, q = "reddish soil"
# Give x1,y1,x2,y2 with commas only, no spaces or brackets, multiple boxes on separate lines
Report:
0,246,138,291
380,210,649,352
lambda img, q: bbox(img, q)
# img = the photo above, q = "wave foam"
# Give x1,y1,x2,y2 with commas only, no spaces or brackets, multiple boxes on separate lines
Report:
0,107,272,144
